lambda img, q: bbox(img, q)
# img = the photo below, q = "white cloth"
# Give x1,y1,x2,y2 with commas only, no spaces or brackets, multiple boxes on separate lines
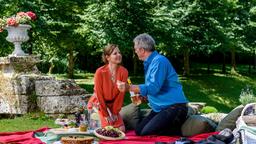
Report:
233,103,256,144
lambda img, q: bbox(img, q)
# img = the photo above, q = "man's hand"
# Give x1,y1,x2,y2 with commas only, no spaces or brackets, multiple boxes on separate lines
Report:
140,96,148,103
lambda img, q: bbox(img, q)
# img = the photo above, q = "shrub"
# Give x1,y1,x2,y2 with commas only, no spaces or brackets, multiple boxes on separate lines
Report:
239,85,256,105
200,106,218,114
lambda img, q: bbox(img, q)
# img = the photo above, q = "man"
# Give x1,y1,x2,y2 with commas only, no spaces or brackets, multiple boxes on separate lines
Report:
129,33,188,136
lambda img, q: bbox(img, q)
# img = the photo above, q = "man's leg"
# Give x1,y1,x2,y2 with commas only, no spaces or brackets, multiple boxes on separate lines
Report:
135,110,157,135
138,104,188,136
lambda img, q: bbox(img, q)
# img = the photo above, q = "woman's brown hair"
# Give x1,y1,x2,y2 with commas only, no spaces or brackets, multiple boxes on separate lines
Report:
102,44,118,64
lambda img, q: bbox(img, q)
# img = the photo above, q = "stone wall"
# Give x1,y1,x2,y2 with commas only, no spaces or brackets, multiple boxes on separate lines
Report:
35,78,90,114
0,56,90,114
0,74,90,114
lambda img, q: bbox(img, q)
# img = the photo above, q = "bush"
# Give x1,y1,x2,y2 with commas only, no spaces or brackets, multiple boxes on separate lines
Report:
239,85,256,105
200,106,218,114
25,112,51,120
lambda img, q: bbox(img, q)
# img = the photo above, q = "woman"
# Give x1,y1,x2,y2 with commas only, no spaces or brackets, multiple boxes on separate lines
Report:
87,44,128,132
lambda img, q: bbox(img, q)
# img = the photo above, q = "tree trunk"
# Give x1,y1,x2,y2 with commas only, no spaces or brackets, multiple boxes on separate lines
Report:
207,56,210,74
230,48,237,74
48,63,55,74
248,63,251,74
248,50,254,74
67,48,74,79
254,49,256,69
133,52,138,75
222,52,226,74
183,47,190,76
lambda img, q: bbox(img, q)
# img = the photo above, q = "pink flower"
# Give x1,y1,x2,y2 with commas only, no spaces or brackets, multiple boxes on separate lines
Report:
0,11,36,32
17,12,27,17
26,11,37,21
7,18,18,26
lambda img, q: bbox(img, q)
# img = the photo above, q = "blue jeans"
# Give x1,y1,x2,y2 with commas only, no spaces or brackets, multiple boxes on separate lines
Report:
135,103,188,136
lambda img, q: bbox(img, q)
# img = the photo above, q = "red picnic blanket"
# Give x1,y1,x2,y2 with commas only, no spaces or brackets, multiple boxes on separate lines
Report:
0,127,217,144
0,127,49,144
100,131,218,144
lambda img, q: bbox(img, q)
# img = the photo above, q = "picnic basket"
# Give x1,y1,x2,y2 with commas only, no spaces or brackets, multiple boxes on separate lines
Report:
235,103,256,144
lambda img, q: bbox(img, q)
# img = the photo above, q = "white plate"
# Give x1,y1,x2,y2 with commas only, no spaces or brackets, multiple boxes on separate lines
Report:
55,118,70,126
93,128,125,140
49,128,94,135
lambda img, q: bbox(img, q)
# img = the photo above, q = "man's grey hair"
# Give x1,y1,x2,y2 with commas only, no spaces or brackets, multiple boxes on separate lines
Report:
133,33,155,51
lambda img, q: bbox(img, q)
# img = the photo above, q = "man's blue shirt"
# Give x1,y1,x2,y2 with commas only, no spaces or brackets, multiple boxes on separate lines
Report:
139,51,188,112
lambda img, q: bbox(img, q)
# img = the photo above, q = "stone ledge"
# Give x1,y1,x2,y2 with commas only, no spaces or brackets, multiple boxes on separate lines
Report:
0,55,41,74
0,55,41,64
35,79,88,96
37,95,88,114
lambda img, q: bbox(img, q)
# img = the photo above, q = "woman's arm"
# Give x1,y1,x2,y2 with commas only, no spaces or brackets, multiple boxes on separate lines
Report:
112,68,128,115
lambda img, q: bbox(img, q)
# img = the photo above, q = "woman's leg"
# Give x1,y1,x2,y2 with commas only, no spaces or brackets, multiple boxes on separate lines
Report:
118,124,125,132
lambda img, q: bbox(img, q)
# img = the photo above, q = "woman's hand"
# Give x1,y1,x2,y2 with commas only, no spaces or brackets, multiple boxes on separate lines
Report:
104,115,118,124
112,115,118,122
105,116,114,124
116,80,126,92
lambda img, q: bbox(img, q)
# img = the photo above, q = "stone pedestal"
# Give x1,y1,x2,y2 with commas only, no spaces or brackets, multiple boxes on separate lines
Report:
0,56,89,114
0,55,41,75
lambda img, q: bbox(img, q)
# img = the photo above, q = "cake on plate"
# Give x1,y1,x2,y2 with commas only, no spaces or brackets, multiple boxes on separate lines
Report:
61,136,94,144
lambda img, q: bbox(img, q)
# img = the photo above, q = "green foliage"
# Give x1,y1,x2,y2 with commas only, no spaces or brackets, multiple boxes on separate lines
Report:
239,85,256,105
0,0,256,75
200,106,218,114
67,121,76,128
58,114,66,119
25,112,51,121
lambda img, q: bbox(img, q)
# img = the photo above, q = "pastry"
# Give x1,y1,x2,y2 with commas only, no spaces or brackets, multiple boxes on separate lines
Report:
61,136,94,144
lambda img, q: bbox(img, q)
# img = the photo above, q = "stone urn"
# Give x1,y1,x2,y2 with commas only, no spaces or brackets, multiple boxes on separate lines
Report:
4,24,31,56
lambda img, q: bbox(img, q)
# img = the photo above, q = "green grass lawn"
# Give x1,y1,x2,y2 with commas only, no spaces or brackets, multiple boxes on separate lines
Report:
182,74,256,113
70,71,256,113
0,114,59,132
0,65,255,132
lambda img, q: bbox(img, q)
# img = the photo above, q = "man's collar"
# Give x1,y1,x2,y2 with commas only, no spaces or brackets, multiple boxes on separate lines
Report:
144,51,158,64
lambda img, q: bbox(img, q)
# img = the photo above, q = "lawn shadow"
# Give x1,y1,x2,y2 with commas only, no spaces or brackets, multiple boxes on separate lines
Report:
78,84,94,93
182,74,256,113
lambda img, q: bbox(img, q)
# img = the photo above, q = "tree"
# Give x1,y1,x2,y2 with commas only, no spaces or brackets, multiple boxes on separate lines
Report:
33,0,88,78
246,5,256,72
79,0,154,74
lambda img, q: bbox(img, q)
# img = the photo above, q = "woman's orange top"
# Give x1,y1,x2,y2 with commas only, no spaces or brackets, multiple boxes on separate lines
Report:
93,64,128,117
